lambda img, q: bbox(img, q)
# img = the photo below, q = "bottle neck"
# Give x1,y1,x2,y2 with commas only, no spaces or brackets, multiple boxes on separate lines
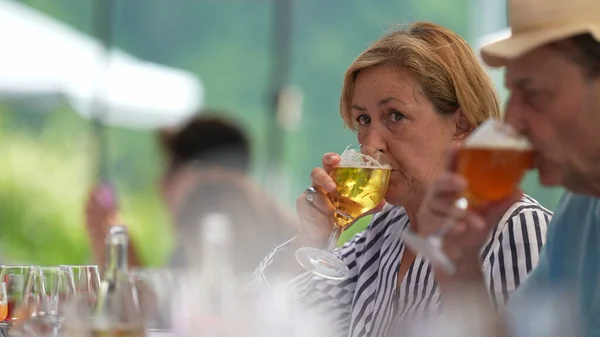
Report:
104,226,129,276
105,241,128,273
95,227,138,321
200,240,232,272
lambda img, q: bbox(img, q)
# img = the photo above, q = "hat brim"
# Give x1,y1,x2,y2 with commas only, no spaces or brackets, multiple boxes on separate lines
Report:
481,23,600,67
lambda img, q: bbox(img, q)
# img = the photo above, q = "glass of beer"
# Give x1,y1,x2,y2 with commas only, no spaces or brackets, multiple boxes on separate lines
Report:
403,119,533,274
296,145,391,280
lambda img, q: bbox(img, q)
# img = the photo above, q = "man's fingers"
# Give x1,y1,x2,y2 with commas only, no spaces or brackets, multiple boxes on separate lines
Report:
431,173,468,197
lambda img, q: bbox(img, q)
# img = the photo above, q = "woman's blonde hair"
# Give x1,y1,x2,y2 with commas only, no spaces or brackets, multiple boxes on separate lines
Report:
340,22,501,130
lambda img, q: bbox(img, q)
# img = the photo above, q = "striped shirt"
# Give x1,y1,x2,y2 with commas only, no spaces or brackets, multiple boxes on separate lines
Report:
254,195,551,337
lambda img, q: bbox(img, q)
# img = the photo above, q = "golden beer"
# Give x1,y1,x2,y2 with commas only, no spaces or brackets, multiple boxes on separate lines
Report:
456,147,533,208
329,166,391,229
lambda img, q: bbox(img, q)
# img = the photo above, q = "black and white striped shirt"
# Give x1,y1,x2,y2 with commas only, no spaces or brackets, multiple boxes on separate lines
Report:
254,195,551,337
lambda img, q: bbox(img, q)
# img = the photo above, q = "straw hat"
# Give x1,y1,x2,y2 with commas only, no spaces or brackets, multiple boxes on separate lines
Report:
481,0,600,67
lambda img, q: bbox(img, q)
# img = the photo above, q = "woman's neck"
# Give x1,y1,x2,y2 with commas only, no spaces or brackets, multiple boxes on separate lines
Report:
387,190,425,232
404,208,418,233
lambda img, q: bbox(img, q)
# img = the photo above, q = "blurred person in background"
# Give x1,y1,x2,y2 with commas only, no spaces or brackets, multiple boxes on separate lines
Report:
253,22,551,337
417,0,600,335
85,112,297,273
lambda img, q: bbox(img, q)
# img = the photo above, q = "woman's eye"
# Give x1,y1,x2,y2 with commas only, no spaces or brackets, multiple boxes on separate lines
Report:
356,114,371,126
388,110,405,122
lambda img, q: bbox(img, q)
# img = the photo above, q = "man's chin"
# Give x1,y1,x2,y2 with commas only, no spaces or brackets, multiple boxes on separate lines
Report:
537,166,563,187
538,175,562,187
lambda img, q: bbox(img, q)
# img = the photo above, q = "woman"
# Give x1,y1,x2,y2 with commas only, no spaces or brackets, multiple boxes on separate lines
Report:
85,112,297,272
254,22,551,337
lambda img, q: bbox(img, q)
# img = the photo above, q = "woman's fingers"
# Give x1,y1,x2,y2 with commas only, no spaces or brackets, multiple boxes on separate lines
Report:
321,152,341,173
311,167,337,193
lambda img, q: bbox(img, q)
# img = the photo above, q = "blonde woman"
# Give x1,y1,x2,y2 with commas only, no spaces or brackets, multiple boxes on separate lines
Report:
255,22,551,337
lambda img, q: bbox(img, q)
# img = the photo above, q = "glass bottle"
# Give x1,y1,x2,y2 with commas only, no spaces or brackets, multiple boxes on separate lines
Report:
93,225,144,337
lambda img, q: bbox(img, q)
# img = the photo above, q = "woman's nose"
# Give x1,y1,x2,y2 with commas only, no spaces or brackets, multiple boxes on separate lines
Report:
361,130,387,155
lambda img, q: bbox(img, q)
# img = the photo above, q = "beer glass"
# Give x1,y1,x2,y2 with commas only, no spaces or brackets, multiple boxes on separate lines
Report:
296,145,391,280
403,119,533,274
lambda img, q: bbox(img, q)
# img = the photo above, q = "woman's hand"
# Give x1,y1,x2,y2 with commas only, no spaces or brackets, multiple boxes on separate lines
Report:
295,152,384,248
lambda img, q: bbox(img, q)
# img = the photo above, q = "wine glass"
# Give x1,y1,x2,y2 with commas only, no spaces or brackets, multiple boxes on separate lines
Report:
295,145,391,280
0,265,32,324
59,265,100,308
0,281,7,322
131,268,180,335
402,119,533,274
9,266,71,337
0,281,7,337
25,267,72,313
35,267,71,317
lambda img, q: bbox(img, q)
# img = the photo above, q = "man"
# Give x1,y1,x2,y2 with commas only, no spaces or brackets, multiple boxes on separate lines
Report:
416,0,600,335
85,112,297,272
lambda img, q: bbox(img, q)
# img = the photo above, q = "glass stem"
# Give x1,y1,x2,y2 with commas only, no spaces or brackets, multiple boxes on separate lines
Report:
433,219,454,238
325,224,344,253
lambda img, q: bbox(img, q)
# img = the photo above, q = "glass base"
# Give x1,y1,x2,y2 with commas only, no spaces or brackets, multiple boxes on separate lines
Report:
295,247,349,281
402,231,456,274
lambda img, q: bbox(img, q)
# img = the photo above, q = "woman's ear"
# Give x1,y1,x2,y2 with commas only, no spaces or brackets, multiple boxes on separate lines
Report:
453,107,473,140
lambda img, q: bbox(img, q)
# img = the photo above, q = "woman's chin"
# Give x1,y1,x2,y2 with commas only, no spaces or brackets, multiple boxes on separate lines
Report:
384,187,407,206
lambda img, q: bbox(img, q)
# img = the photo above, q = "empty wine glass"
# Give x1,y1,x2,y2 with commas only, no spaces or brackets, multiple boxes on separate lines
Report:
131,268,180,336
11,266,71,337
59,265,100,308
295,145,391,280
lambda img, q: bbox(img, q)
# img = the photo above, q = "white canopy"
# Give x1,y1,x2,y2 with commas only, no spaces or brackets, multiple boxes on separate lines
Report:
0,0,204,129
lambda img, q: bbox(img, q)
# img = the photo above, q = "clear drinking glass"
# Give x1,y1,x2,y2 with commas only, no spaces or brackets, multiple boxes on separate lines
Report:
59,265,100,309
130,268,179,335
295,145,391,280
61,295,95,337
0,265,32,324
9,266,72,337
402,119,533,274
32,266,71,317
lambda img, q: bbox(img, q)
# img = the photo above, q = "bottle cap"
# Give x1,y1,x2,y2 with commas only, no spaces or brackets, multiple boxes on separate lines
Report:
199,213,232,244
106,225,129,245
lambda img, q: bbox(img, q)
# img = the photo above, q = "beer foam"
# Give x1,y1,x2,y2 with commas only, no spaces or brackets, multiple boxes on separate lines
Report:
339,148,391,169
465,119,532,150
